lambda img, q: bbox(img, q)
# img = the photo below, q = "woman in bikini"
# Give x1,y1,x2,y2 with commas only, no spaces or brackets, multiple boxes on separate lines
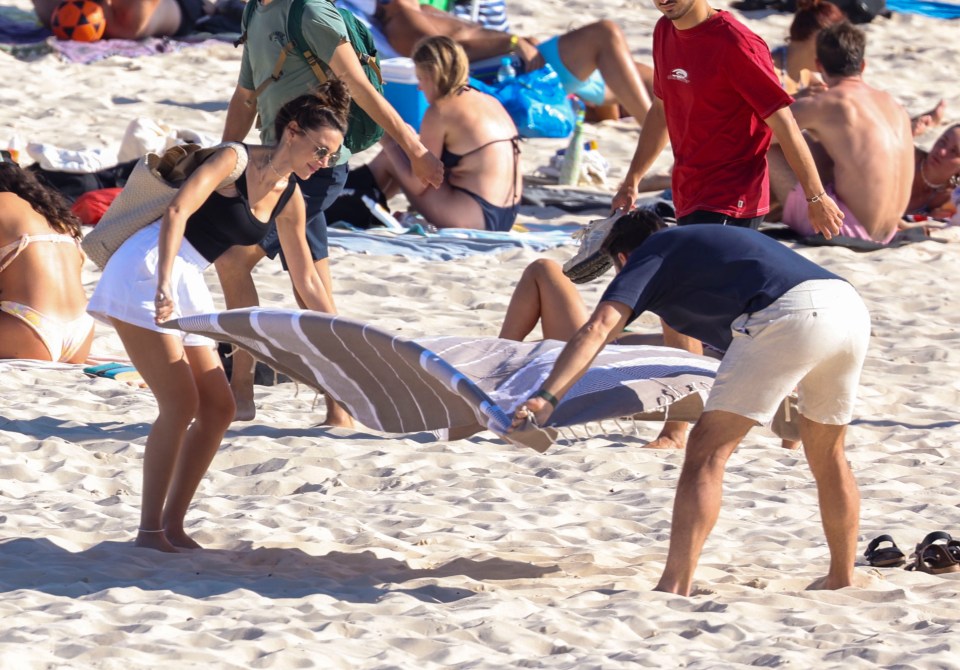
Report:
905,123,960,218
85,82,349,553
0,157,94,364
362,35,522,231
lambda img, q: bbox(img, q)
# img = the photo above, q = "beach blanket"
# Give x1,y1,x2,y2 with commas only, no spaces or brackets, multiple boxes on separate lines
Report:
885,0,960,18
0,6,238,63
762,223,945,251
167,309,725,451
521,187,675,217
327,221,577,260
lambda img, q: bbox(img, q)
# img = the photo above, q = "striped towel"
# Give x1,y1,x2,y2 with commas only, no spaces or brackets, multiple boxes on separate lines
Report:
168,309,722,451
451,0,510,31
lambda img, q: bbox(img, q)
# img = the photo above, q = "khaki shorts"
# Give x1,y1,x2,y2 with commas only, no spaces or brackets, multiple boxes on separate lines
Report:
704,279,870,426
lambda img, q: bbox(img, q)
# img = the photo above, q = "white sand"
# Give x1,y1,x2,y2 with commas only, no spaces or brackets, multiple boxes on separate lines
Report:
3,2,960,667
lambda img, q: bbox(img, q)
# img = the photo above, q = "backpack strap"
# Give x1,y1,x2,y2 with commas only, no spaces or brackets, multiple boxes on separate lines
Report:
234,0,257,47
287,0,332,84
240,0,383,109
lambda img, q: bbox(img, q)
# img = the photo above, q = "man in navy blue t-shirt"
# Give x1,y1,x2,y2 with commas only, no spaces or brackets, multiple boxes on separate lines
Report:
509,209,871,596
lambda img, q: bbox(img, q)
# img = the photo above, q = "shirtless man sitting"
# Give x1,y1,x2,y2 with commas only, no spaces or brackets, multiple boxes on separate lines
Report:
33,0,211,39
768,21,914,244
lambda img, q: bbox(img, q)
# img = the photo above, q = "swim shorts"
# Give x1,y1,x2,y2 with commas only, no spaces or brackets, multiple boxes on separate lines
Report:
259,163,348,268
537,35,606,106
704,279,870,426
783,182,896,244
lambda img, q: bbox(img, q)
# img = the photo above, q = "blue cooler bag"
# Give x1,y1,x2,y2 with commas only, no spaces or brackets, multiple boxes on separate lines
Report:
471,66,575,139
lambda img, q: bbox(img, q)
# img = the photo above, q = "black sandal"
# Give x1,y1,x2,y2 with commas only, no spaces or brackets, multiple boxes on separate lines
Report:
863,534,906,567
906,532,960,574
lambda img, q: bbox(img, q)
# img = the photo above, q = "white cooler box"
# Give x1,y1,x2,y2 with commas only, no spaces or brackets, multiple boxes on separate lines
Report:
380,57,429,131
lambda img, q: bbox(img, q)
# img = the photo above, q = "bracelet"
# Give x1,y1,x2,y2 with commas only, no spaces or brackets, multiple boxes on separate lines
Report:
806,191,827,204
509,34,519,50
532,388,559,408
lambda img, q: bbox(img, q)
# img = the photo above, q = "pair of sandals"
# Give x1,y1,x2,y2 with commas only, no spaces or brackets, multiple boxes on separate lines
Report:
864,532,960,574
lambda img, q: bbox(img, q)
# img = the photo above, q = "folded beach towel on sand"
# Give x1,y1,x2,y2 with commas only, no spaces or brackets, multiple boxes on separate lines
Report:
167,308,801,451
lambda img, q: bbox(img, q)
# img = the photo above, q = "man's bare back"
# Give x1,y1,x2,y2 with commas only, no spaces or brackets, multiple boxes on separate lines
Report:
768,23,913,243
790,78,913,240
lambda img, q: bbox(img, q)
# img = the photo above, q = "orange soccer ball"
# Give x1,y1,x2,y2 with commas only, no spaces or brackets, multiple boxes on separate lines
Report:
51,0,106,42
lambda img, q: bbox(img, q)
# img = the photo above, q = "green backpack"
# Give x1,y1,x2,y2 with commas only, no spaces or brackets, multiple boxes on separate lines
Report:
238,0,385,154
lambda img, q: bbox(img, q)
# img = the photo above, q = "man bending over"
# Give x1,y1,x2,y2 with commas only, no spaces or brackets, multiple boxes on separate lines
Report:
509,210,870,595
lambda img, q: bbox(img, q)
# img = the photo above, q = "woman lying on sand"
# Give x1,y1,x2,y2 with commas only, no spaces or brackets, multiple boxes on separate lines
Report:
906,123,960,218
0,157,93,364
359,36,522,231
85,82,350,552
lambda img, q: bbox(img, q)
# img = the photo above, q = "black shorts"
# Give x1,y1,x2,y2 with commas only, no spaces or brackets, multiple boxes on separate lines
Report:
677,210,763,229
173,0,206,35
259,163,348,268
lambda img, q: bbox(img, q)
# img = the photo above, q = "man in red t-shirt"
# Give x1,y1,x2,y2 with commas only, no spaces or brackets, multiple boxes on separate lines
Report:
607,0,843,449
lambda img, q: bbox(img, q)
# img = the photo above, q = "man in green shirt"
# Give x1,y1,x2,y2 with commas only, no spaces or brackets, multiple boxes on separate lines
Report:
218,0,444,424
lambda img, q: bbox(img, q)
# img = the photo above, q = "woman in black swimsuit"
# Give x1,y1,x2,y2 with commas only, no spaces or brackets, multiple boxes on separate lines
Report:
86,81,350,553
365,35,522,231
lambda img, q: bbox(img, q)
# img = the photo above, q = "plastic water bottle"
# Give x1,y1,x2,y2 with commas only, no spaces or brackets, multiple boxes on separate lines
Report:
559,109,586,186
496,56,516,84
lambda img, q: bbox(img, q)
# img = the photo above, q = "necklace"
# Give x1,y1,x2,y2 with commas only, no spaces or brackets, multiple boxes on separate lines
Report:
266,154,288,182
919,157,946,191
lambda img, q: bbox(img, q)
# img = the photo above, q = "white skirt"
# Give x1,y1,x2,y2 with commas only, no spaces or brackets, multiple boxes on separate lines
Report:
87,221,216,347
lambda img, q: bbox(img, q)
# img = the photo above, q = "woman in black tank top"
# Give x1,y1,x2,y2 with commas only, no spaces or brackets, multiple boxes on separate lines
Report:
87,82,350,553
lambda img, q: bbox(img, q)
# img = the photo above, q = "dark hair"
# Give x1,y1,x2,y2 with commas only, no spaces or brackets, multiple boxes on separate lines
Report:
790,0,847,43
273,79,351,144
815,21,865,76
601,209,668,260
0,163,82,239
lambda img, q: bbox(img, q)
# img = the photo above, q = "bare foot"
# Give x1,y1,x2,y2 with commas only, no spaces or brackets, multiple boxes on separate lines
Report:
164,527,203,550
231,383,256,422
135,530,179,553
644,421,688,449
806,573,854,590
911,99,947,137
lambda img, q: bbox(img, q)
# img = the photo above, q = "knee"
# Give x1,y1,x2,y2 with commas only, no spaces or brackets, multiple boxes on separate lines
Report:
215,246,261,280
594,19,623,42
156,386,201,430
525,258,563,282
684,426,734,474
198,384,236,430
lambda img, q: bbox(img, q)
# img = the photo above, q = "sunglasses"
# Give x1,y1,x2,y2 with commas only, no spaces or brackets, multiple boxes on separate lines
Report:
303,130,341,166
0,149,17,165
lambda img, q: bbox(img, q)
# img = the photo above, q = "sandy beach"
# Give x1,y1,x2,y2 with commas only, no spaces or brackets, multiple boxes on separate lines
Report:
3,0,960,667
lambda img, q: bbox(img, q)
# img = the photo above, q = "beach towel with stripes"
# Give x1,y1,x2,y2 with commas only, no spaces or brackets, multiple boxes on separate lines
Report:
168,308,721,451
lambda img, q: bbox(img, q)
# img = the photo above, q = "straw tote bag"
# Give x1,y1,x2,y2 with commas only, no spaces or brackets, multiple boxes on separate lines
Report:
82,142,248,270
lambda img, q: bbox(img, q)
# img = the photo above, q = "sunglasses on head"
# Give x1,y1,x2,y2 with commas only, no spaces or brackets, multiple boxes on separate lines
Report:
0,149,17,165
